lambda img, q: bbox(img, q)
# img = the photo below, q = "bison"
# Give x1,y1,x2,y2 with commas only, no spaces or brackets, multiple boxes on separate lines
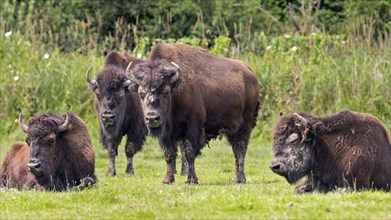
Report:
127,43,260,184
270,110,391,193
87,51,147,176
0,112,96,191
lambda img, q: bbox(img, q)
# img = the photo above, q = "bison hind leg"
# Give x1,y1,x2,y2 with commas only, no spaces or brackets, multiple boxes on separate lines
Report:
227,131,250,184
179,140,189,176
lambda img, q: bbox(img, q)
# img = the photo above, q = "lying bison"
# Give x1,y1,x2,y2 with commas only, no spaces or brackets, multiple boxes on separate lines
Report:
87,51,147,176
0,112,96,191
270,110,391,193
128,43,260,184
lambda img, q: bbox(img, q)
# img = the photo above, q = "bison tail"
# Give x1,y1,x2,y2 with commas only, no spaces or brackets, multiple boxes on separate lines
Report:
253,101,260,128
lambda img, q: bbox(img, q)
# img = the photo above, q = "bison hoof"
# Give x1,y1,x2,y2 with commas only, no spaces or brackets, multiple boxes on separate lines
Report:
162,176,175,184
125,168,135,176
234,176,246,184
106,170,116,176
295,184,313,194
185,177,198,184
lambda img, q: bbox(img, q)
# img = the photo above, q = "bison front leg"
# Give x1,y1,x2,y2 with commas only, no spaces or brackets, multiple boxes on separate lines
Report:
160,138,177,184
162,150,176,184
295,178,314,193
124,141,136,176
107,146,117,176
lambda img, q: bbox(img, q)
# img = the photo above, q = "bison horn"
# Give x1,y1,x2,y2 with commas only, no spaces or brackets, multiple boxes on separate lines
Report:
58,112,70,132
293,113,308,128
126,62,141,85
86,67,96,86
170,62,181,84
18,113,28,133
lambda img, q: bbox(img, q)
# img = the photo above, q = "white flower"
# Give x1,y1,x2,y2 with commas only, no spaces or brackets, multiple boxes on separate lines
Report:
13,76,19,81
285,34,290,38
5,31,12,37
311,32,317,36
340,40,346,45
8,64,12,68
44,53,49,59
291,46,297,51
137,53,142,58
266,45,271,50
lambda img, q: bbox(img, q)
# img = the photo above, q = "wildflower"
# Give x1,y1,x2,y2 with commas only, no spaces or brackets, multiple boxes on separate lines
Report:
291,46,297,51
340,40,346,45
13,76,19,81
311,32,316,36
284,34,290,38
44,53,50,59
137,53,142,59
266,45,271,50
5,31,12,37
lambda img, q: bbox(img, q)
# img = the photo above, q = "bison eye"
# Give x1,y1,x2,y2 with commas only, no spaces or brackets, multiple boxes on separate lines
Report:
286,133,299,144
138,88,147,99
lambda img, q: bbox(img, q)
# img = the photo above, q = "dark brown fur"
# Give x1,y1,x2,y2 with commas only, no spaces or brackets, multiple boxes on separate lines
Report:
0,113,96,191
131,43,260,184
89,51,147,176
271,110,391,193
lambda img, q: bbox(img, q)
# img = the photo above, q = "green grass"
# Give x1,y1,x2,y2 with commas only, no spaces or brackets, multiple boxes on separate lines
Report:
1,129,391,219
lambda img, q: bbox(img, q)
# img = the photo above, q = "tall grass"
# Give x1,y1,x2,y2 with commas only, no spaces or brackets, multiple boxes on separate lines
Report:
1,30,390,141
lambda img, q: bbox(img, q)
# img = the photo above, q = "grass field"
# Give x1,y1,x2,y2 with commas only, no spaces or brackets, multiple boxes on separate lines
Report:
0,31,391,219
1,119,390,219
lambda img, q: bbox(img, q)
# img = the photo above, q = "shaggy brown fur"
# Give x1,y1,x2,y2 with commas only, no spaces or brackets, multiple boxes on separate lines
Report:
88,51,147,176
271,110,391,193
131,43,260,184
0,143,36,189
0,112,96,191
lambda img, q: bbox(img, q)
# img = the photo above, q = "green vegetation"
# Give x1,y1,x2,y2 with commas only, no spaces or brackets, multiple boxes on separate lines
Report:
0,1,390,219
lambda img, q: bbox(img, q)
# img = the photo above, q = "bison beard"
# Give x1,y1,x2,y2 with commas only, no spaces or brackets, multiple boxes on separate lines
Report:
129,43,260,184
271,110,391,193
0,112,97,191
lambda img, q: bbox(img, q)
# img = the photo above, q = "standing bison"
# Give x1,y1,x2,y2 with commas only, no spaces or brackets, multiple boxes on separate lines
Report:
87,51,147,176
270,110,391,193
128,43,260,184
0,112,96,191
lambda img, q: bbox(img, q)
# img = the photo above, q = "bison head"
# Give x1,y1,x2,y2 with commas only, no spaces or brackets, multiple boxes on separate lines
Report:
270,113,316,184
127,60,181,137
19,112,70,189
87,66,131,135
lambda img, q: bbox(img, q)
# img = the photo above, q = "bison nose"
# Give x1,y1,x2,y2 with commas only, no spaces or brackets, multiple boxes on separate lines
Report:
145,112,161,128
27,158,43,177
101,112,115,126
269,161,284,174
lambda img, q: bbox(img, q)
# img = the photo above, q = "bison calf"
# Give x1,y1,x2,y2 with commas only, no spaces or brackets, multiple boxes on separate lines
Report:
87,51,147,176
0,112,96,191
270,110,391,193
